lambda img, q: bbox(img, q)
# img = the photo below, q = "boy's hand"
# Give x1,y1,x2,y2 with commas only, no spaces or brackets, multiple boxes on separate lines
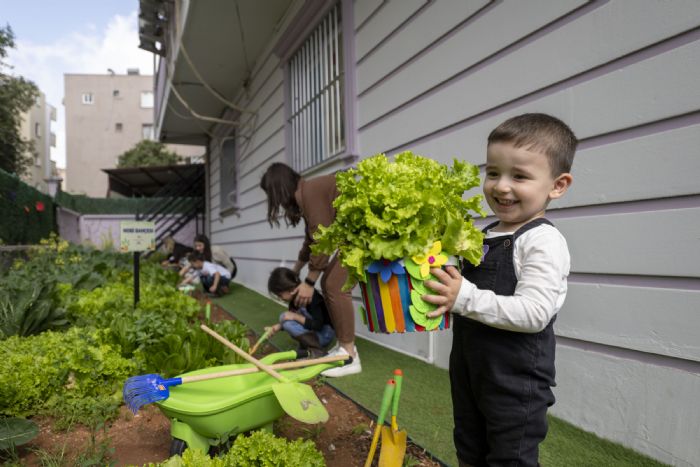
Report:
423,266,462,318
264,324,281,334
209,285,217,293
281,311,300,322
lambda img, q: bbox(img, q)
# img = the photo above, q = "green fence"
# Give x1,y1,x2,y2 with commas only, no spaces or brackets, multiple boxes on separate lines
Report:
0,169,56,244
56,191,200,215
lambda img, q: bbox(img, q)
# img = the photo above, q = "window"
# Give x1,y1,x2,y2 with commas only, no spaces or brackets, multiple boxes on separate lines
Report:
219,138,238,213
34,122,40,138
113,89,120,97
287,2,345,172
142,124,154,140
140,91,154,108
81,93,94,105
115,123,123,132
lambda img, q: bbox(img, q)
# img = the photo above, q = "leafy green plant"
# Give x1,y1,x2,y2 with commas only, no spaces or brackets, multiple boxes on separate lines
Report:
0,327,135,418
0,417,39,450
226,430,325,466
0,282,67,339
148,430,326,466
313,151,485,286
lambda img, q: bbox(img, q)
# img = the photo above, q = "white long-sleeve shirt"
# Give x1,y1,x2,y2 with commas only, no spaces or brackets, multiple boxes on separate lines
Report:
452,223,570,333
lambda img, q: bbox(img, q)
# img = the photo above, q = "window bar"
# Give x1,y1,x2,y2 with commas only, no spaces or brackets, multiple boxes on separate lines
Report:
333,5,342,155
304,39,310,171
292,57,299,169
322,14,329,162
314,26,322,164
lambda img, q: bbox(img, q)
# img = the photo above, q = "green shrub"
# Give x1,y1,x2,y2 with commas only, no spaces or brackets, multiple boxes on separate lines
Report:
0,327,135,417
144,430,325,466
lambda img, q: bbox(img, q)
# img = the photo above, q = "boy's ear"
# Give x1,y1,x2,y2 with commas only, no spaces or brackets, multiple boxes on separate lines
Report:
549,173,573,200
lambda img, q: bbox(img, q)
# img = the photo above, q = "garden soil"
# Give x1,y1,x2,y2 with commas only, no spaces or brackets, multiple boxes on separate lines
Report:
16,302,441,467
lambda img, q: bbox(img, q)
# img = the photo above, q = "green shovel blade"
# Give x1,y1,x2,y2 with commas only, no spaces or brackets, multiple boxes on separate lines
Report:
272,382,329,424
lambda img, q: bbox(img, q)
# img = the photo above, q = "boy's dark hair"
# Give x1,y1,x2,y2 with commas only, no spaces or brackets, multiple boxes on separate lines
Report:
187,251,206,264
268,267,301,296
488,113,578,176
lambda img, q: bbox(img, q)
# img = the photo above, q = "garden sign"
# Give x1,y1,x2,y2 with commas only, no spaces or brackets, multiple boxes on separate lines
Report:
120,221,156,306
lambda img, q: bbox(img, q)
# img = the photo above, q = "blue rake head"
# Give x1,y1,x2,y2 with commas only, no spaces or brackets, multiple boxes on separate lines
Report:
122,374,182,414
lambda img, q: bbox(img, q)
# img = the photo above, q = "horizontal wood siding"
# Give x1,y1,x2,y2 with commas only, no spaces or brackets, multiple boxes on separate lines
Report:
203,1,700,463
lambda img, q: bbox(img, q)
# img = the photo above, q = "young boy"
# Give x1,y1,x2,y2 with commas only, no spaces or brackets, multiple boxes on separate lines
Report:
185,251,231,296
265,267,335,358
423,113,576,466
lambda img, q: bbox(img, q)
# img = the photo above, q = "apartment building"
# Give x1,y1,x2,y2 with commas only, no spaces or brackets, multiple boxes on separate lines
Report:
20,91,57,193
64,70,202,196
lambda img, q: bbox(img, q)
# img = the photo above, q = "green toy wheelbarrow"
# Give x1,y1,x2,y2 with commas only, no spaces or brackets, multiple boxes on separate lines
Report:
153,349,346,455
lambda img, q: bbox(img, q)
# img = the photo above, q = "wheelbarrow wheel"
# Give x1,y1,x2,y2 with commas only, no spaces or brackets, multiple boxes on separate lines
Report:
169,438,187,456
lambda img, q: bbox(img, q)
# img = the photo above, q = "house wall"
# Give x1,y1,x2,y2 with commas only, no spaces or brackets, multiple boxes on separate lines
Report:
205,1,700,465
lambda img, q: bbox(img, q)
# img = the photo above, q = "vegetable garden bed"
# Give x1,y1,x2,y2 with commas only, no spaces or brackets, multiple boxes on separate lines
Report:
0,237,440,466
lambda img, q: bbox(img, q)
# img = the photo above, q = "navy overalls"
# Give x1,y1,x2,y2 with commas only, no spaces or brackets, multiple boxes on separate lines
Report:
451,218,557,467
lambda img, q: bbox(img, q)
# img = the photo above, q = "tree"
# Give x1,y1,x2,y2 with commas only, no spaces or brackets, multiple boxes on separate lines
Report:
117,140,181,168
0,25,39,176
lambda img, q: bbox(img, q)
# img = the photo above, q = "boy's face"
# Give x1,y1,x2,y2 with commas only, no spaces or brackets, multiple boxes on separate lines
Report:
484,142,571,232
191,260,204,270
277,290,295,303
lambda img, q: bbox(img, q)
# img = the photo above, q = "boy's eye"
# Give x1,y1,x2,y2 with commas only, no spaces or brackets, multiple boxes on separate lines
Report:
486,171,499,178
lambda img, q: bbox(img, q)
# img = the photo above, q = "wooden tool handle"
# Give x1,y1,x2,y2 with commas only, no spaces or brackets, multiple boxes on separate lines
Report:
201,324,286,381
180,353,348,384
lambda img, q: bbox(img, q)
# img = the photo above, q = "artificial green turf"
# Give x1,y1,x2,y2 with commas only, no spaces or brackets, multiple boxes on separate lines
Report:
214,283,667,467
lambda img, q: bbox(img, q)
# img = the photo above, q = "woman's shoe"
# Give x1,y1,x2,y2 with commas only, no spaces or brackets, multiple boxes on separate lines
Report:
321,345,361,377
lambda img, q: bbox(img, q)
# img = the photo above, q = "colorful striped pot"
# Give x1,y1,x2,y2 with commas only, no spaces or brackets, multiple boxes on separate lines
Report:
358,263,450,333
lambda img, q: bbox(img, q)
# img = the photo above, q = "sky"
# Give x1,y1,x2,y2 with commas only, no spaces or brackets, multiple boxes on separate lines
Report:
2,1,155,168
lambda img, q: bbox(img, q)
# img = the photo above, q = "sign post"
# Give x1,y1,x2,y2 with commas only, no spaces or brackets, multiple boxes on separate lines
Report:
120,221,156,307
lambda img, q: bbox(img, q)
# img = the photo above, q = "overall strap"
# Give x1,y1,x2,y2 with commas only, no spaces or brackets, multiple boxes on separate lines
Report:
513,218,553,241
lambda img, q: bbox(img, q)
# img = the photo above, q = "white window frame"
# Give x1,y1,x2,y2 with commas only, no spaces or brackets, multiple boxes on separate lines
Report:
140,91,154,108
281,0,357,173
219,138,238,215
81,93,94,105
142,123,154,140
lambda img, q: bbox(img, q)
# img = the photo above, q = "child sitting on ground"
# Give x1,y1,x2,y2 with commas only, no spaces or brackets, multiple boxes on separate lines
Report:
183,251,231,296
264,267,335,358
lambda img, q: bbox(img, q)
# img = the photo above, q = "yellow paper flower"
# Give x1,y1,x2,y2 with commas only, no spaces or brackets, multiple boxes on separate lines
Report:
411,241,448,278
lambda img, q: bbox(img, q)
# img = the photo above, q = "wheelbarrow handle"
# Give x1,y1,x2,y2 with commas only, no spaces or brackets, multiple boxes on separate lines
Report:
201,324,287,382
180,354,350,384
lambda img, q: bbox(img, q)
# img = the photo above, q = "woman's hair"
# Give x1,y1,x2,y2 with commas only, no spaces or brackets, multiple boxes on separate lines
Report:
260,163,302,227
267,267,301,296
193,234,213,261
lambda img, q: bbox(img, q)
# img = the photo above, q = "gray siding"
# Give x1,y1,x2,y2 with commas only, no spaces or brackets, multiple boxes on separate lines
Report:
207,1,700,464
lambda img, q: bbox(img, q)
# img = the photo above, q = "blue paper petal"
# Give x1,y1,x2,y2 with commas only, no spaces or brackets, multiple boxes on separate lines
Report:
367,261,383,273
390,262,405,275
380,268,392,283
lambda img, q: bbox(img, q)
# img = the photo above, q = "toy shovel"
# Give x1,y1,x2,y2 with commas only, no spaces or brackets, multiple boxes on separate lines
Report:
364,378,395,467
200,324,330,424
379,369,407,466
249,327,273,355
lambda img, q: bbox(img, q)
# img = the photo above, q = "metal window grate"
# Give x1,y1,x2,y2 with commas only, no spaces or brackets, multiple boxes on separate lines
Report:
288,2,344,172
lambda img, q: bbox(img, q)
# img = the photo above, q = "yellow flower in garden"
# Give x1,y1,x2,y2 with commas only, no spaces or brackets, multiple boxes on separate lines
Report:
411,241,448,278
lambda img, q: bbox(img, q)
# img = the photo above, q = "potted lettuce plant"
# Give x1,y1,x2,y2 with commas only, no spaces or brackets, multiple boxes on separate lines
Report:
313,151,485,332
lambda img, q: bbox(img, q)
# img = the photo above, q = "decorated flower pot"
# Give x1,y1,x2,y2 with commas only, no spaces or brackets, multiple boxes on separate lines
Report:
358,242,455,333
